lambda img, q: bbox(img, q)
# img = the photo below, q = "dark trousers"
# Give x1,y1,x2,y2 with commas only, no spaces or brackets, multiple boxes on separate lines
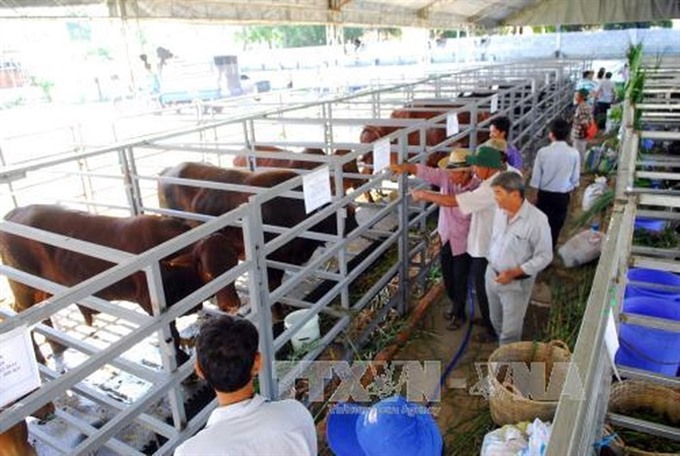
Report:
440,243,471,320
537,189,571,249
595,101,611,130
470,256,493,331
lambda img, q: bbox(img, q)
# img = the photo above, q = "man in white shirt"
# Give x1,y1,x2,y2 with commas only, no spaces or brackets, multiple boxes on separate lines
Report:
529,118,580,249
174,316,317,456
594,71,616,129
487,172,553,345
412,146,515,342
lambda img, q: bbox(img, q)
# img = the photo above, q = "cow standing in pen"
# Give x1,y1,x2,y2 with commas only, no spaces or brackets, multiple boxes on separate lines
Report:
233,145,361,194
157,163,358,319
0,204,242,365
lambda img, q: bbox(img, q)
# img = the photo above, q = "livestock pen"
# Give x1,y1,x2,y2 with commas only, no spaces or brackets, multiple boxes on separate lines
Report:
547,56,680,455
0,59,584,454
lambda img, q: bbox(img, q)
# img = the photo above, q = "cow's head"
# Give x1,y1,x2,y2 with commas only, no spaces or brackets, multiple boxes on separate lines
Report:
167,234,241,314
193,233,241,314
360,126,385,144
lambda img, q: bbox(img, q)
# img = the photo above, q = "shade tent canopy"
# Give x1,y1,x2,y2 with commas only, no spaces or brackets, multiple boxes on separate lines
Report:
1,0,678,28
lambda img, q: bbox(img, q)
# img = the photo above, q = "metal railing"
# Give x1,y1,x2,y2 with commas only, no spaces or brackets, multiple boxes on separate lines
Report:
547,59,680,455
0,59,585,455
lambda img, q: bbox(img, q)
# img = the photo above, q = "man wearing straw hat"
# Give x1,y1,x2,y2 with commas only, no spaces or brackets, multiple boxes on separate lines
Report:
407,146,513,342
390,149,477,331
174,315,317,456
487,171,553,346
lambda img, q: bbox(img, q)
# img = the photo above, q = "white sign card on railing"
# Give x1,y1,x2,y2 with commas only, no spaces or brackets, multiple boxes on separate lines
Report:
545,73,550,85
490,95,499,113
604,310,622,382
302,166,332,214
0,325,41,408
373,138,391,175
446,113,459,136
531,78,536,94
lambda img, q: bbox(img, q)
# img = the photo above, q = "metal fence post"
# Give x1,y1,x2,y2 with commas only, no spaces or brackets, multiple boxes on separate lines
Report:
0,145,18,208
397,134,410,316
144,262,187,431
124,146,144,214
332,162,350,310
117,146,140,216
242,202,277,399
470,105,479,151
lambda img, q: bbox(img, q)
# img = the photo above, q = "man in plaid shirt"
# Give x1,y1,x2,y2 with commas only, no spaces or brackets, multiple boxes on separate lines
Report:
571,88,593,164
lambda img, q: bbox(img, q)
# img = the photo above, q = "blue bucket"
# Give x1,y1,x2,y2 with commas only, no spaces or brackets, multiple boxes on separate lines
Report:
616,297,680,376
634,217,666,232
625,268,680,300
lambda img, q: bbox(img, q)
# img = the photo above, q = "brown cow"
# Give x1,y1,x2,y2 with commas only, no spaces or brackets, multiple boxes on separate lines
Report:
0,204,241,365
358,103,492,201
158,163,358,317
0,400,54,456
233,145,360,194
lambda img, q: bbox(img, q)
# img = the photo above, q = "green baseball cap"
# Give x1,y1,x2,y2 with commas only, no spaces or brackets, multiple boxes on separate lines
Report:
467,146,503,169
577,88,589,97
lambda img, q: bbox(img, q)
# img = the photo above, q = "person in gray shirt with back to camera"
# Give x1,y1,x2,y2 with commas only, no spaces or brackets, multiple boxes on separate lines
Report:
486,171,553,346
529,118,580,249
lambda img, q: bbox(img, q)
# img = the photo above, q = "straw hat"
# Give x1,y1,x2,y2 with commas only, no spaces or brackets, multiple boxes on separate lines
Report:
437,149,471,170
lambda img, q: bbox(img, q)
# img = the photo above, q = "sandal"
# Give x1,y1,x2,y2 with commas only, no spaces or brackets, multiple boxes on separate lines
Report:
446,317,466,331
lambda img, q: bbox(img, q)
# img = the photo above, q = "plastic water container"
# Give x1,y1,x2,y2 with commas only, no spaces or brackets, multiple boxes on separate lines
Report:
615,297,680,376
284,309,320,351
634,217,666,232
625,267,680,300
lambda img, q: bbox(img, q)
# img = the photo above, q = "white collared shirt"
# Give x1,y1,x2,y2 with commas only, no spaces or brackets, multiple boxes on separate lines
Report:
530,141,580,193
457,166,522,259
488,199,553,277
174,394,317,456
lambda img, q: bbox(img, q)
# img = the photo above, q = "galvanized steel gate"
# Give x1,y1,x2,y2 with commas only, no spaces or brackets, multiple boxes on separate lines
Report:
0,59,584,455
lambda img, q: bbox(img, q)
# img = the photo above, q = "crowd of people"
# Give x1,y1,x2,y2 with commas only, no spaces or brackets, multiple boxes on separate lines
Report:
175,97,591,454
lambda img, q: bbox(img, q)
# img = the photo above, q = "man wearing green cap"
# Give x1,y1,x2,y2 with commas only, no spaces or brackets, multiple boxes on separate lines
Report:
571,88,593,162
411,145,518,342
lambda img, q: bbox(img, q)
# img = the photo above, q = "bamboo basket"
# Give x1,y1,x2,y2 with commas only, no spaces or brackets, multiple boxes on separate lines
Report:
605,380,680,456
487,340,571,426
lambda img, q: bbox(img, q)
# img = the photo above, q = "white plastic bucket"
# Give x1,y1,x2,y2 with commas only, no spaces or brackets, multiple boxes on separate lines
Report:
284,309,320,351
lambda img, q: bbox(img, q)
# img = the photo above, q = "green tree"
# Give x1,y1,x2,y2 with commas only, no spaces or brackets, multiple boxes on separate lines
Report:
279,25,326,47
344,27,364,42
235,26,284,50
378,27,402,40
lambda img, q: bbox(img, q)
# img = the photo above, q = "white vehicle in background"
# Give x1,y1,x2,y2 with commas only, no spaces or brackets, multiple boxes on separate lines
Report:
157,55,268,113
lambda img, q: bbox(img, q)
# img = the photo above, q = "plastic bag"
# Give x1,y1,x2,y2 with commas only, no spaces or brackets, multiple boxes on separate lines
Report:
582,176,608,211
480,424,528,456
520,418,553,456
586,121,598,139
558,229,605,268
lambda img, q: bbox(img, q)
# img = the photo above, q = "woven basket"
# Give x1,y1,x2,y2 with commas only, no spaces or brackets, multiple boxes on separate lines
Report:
605,380,680,456
487,340,571,426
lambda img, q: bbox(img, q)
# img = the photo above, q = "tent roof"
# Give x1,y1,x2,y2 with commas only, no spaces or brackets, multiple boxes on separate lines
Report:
1,0,678,28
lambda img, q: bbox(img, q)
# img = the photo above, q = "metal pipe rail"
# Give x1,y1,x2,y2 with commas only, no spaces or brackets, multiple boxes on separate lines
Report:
547,63,680,455
0,59,584,455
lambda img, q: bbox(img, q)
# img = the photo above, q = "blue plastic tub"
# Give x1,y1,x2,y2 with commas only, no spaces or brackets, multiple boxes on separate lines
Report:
634,217,666,232
625,267,680,300
616,297,680,376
